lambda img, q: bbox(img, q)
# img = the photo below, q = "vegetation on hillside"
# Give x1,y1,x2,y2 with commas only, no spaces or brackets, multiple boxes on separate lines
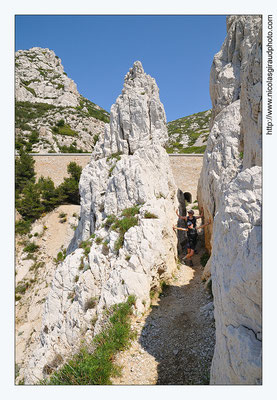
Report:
15,99,109,153
76,96,110,123
166,109,211,154
15,150,82,234
40,296,136,385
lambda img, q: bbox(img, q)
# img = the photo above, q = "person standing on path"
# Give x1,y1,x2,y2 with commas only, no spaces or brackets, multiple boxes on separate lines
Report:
176,207,204,228
176,207,204,254
173,219,211,266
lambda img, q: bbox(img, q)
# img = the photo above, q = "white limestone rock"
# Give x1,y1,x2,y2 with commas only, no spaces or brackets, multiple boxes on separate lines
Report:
197,16,262,384
209,16,261,126
25,61,178,383
15,47,108,153
15,47,79,107
210,166,261,384
95,61,168,158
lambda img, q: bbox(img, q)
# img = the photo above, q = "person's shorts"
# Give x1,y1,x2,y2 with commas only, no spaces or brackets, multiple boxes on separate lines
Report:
187,239,197,250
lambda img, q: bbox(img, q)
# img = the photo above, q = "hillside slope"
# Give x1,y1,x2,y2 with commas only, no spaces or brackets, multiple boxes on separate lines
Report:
166,109,211,154
15,47,109,153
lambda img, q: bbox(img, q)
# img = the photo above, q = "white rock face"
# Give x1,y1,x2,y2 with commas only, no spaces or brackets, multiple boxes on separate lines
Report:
25,61,178,384
210,166,261,384
197,16,262,384
15,47,109,153
15,47,79,107
94,61,168,158
209,16,261,127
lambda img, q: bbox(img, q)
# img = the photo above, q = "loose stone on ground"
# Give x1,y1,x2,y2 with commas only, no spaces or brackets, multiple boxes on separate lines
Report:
112,235,215,385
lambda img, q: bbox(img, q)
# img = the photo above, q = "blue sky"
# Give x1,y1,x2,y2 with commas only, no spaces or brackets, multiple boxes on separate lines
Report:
15,15,227,122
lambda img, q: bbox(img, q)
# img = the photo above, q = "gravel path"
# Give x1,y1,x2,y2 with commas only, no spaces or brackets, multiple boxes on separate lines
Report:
112,236,215,385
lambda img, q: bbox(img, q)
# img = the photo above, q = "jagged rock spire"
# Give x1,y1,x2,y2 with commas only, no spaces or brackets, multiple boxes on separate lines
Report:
94,61,168,158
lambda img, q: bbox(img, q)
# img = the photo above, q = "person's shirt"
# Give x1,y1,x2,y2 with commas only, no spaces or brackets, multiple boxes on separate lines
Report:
187,215,197,228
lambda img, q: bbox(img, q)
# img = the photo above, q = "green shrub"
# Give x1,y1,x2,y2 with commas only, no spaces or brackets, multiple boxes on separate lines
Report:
104,214,117,229
54,249,67,264
121,205,140,217
93,134,99,145
42,296,136,385
79,240,92,258
15,101,55,131
107,152,122,162
114,235,124,253
52,124,78,137
15,219,32,235
23,241,39,253
112,216,138,235
95,237,103,245
108,165,115,176
58,212,67,218
16,182,44,222
24,86,36,96
58,144,86,153
15,149,36,192
30,261,45,272
144,211,158,219
56,119,65,127
15,281,29,295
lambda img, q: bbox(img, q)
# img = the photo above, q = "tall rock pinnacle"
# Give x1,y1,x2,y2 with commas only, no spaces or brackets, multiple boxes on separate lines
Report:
94,61,168,158
24,62,178,384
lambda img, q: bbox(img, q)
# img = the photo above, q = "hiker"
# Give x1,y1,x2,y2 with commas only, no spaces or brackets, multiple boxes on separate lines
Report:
175,207,204,254
173,218,211,266
176,207,204,228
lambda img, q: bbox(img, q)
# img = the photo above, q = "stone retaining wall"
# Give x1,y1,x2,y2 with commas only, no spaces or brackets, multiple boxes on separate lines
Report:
30,153,203,202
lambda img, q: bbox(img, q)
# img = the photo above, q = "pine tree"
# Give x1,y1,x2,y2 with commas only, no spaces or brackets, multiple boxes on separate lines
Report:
15,149,36,192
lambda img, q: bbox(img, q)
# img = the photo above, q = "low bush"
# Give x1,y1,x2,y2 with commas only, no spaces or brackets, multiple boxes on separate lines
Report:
15,220,31,235
121,205,140,217
42,296,136,385
144,211,158,219
23,241,39,254
54,249,67,265
79,240,92,258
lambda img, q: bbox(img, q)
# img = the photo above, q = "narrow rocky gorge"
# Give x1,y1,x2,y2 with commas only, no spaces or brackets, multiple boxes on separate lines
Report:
111,234,215,385
16,15,262,386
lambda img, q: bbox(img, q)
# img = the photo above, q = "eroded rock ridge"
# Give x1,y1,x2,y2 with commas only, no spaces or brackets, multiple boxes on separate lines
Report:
197,15,262,384
25,61,178,383
15,47,109,153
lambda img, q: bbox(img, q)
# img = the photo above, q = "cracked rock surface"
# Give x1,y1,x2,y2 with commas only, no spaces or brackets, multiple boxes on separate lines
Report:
24,61,178,384
197,15,262,384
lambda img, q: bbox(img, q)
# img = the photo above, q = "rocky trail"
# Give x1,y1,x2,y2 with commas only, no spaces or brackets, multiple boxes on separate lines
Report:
112,234,215,385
